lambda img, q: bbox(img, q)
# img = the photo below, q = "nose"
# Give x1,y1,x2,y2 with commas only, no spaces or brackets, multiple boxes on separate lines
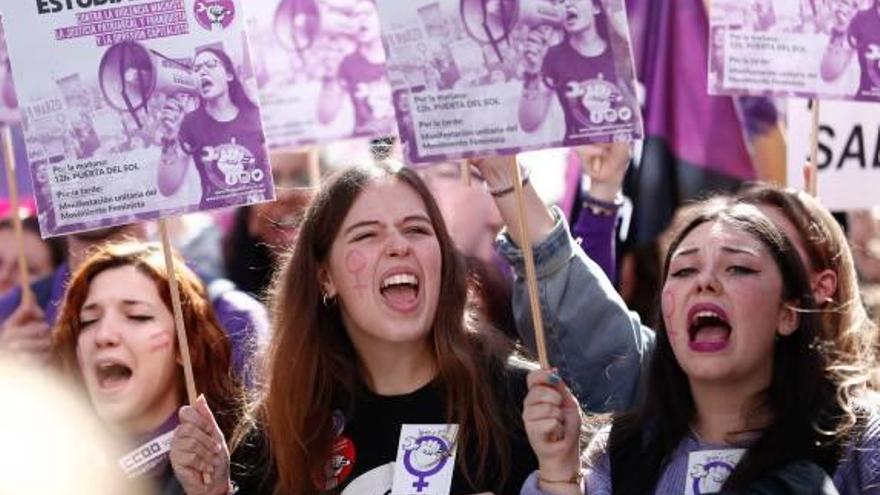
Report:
93,317,120,348
385,232,412,257
695,267,721,294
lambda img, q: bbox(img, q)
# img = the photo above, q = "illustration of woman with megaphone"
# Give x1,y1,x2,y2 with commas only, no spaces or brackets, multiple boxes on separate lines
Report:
157,46,271,210
517,0,634,145
314,0,395,136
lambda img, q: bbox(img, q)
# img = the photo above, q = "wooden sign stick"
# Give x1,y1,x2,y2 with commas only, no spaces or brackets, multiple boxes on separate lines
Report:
807,98,821,197
157,219,198,403
2,125,32,306
511,159,550,368
460,160,472,186
307,146,321,188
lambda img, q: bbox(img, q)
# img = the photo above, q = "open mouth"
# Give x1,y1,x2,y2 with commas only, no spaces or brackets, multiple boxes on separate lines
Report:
564,10,579,22
95,359,133,391
379,272,420,313
687,304,731,352
199,77,214,93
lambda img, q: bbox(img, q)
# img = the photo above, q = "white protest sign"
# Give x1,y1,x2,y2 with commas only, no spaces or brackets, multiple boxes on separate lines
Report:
709,0,880,102
2,0,275,237
787,97,880,210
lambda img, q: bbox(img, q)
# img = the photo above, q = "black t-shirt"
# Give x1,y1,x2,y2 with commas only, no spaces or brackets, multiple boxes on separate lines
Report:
177,104,272,210
337,51,395,136
541,40,628,145
231,361,537,494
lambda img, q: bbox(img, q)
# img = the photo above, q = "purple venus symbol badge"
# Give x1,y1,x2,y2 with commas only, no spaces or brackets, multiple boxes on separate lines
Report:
402,435,451,492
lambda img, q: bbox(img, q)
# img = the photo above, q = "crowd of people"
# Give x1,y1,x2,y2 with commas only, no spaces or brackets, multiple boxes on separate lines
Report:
1,140,879,494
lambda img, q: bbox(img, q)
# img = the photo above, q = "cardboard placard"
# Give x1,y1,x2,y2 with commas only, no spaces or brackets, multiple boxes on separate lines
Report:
709,0,880,102
3,0,275,237
375,0,643,163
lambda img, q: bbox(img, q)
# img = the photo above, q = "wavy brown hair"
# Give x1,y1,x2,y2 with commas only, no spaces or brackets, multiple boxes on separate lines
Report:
240,164,521,494
52,241,243,437
738,184,879,399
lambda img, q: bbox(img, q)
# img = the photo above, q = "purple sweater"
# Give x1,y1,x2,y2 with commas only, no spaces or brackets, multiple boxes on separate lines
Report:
520,413,880,495
0,263,268,383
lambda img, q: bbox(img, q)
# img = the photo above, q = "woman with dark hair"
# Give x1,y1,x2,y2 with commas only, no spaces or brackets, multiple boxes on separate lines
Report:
520,201,879,494
171,163,538,494
157,47,272,211
517,0,633,145
51,242,243,494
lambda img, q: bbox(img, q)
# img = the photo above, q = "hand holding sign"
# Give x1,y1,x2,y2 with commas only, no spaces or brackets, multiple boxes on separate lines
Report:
522,369,582,493
576,142,631,202
170,395,230,495
0,300,52,364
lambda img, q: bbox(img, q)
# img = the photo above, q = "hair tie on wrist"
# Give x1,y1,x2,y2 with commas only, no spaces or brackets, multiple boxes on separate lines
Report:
583,192,623,210
487,168,530,198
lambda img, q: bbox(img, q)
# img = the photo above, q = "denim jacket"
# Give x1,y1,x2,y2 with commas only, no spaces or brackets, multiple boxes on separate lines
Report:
496,207,655,413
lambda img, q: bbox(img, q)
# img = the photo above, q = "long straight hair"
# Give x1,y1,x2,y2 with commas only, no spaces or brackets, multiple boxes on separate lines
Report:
239,165,520,494
609,202,849,494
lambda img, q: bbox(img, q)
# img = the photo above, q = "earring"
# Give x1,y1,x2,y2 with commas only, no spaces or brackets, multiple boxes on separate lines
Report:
322,292,336,307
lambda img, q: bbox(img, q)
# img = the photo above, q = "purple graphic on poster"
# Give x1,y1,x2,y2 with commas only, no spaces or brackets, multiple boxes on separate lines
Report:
375,0,643,163
245,0,397,149
2,0,274,237
709,0,880,102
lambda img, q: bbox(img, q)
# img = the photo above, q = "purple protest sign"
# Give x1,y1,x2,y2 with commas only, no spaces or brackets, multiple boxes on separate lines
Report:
375,0,643,164
2,0,274,237
709,0,880,102
244,0,397,149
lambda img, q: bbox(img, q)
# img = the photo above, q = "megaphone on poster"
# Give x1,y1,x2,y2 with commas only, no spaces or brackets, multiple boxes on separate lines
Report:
460,0,563,49
274,0,366,54
98,41,197,128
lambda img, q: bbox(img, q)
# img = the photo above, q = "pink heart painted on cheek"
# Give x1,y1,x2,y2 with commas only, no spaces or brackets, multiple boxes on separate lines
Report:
148,332,173,353
662,288,678,336
345,249,368,292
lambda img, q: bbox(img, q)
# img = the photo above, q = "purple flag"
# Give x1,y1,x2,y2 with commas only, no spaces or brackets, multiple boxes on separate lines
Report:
624,0,756,244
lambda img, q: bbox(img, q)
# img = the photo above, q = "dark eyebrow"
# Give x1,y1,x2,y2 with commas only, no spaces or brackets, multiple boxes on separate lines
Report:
344,220,380,236
401,214,432,225
81,300,152,312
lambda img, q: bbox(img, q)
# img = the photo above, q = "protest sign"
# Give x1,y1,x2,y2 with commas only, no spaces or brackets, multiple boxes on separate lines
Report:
709,0,880,102
244,0,397,149
787,97,880,210
0,18,19,124
2,0,275,237
375,0,643,163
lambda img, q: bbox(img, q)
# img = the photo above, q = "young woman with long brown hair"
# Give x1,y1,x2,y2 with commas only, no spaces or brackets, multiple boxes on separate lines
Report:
52,242,242,494
172,164,538,494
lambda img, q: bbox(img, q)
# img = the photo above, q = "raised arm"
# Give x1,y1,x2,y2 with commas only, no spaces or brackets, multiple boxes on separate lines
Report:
471,154,654,414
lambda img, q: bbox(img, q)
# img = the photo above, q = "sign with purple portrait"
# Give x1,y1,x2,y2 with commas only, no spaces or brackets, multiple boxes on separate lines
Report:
2,0,275,237
244,0,397,149
375,0,643,163
709,0,880,102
